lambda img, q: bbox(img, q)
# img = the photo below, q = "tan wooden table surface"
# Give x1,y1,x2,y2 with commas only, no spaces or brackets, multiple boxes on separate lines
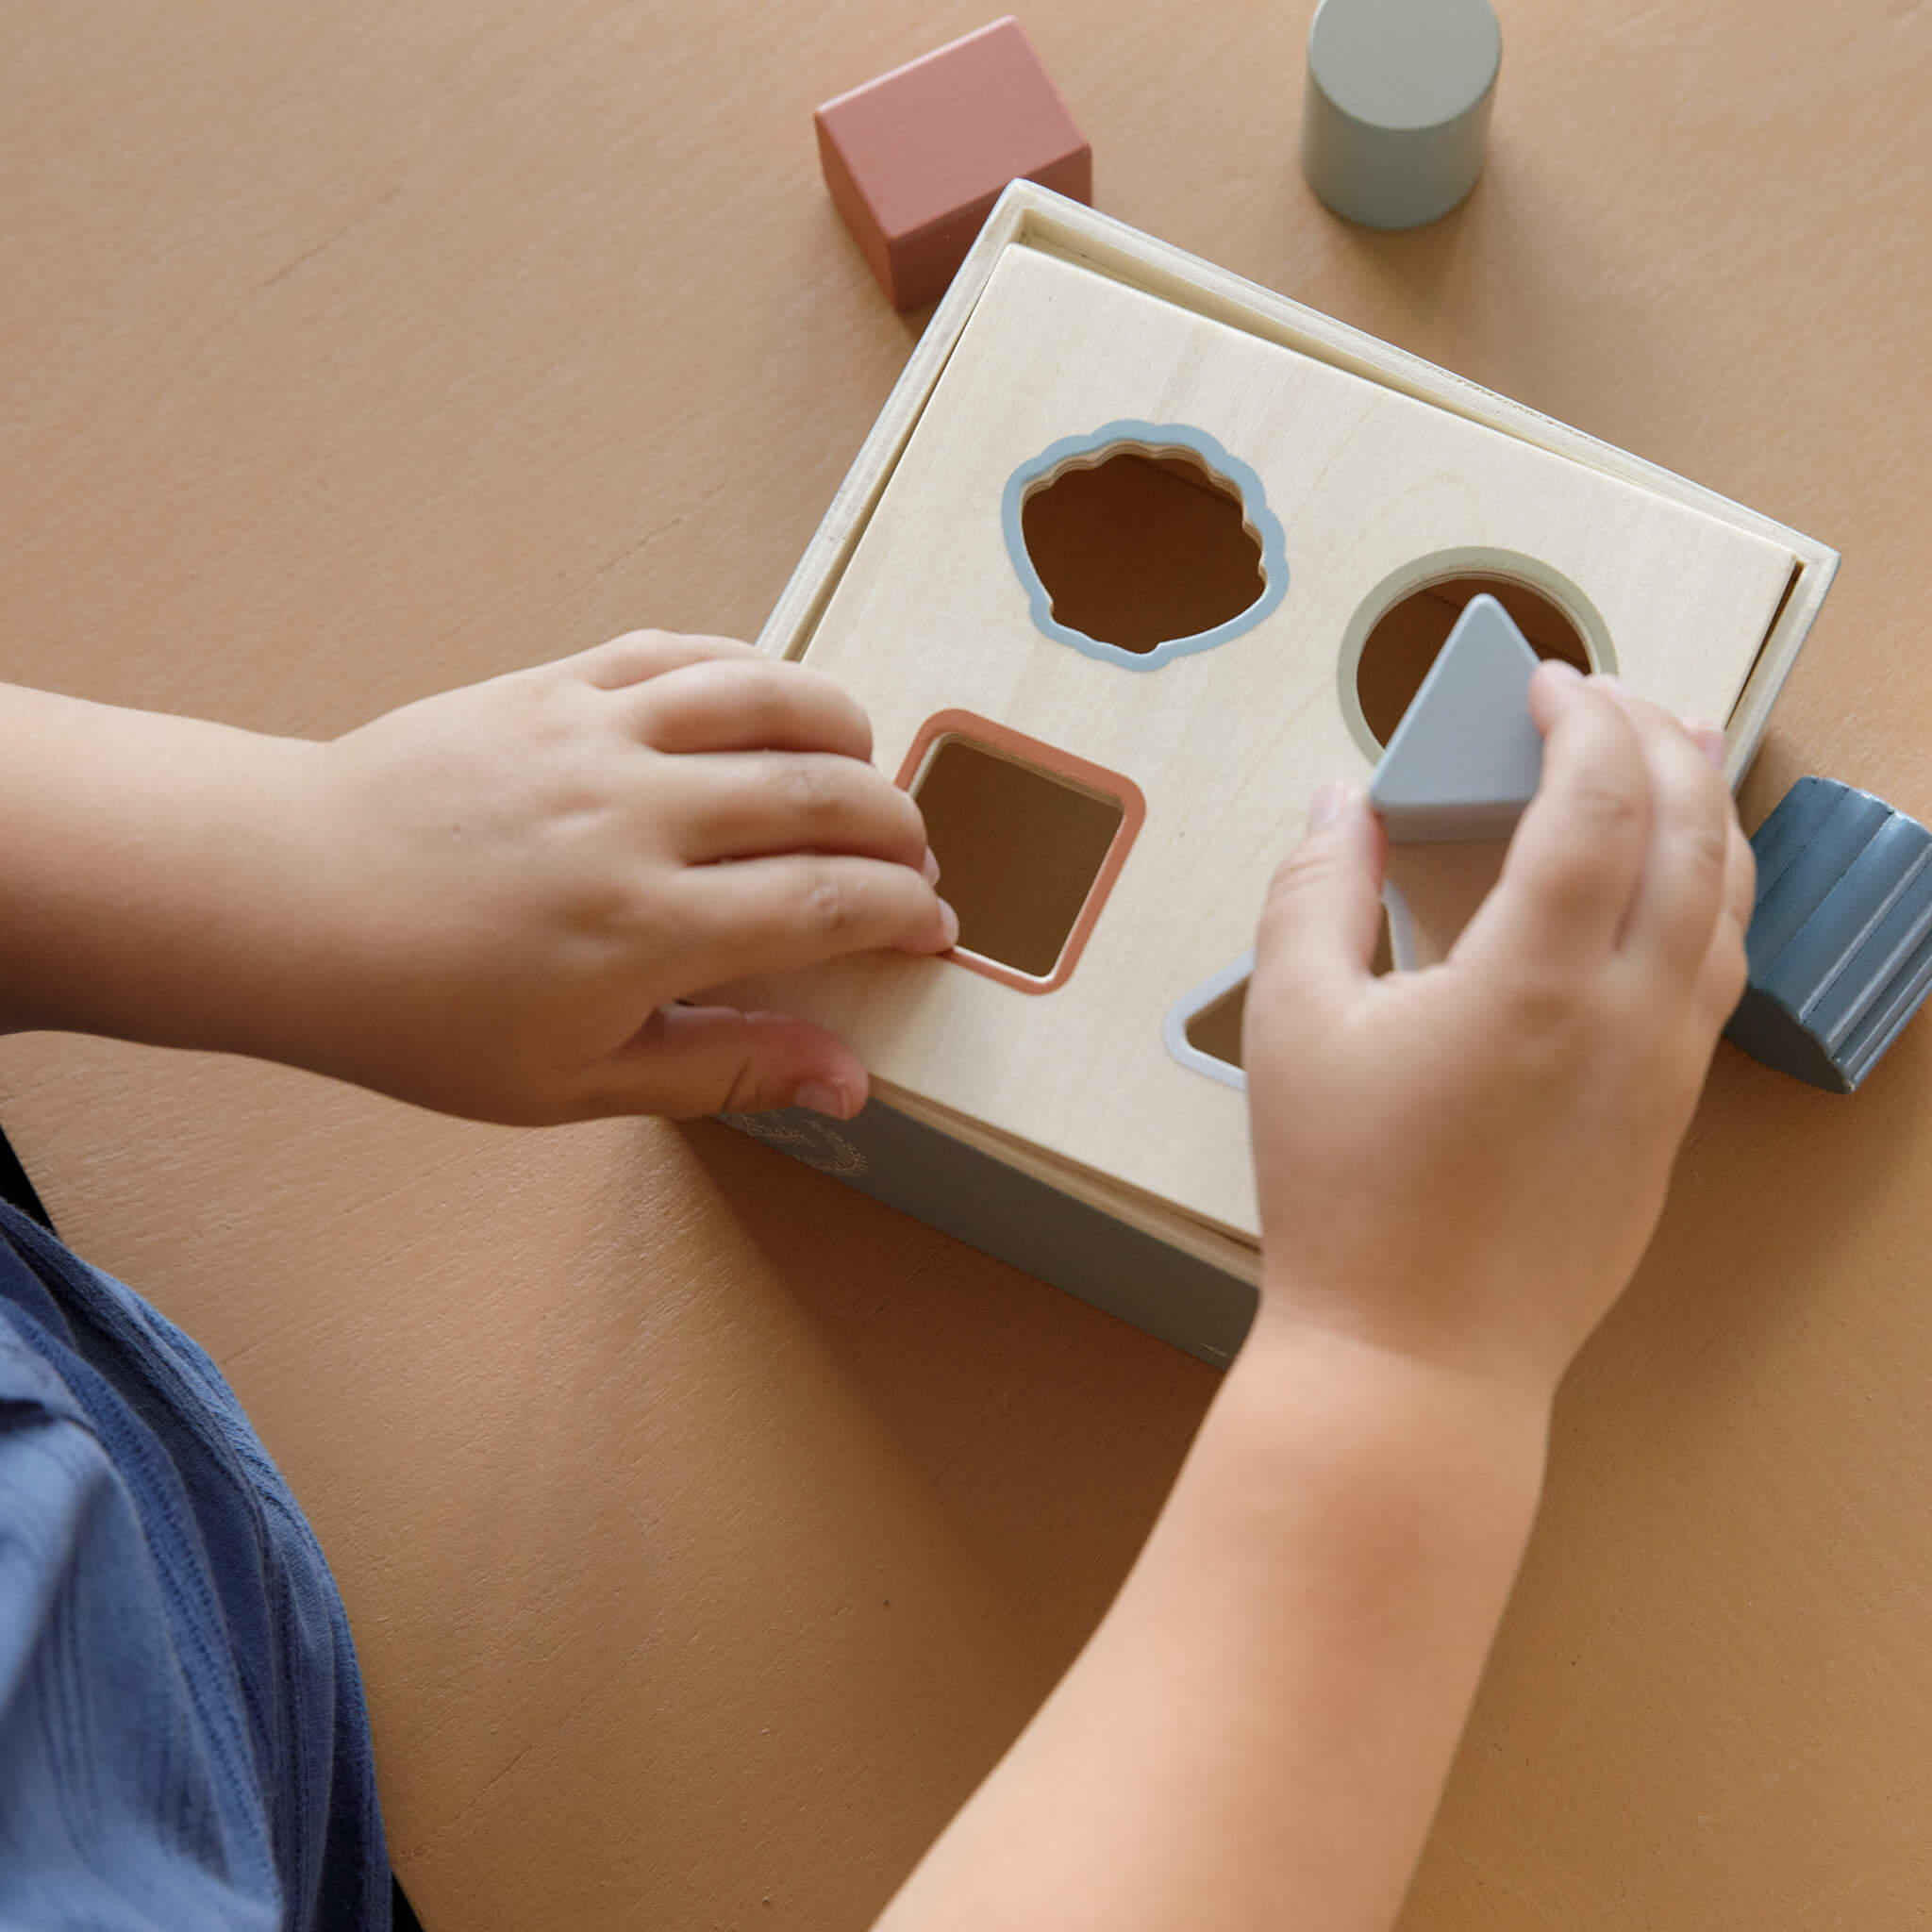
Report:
3,4,1928,1924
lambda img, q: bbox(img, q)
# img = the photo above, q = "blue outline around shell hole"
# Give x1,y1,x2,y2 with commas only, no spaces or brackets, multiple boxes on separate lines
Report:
1001,420,1289,670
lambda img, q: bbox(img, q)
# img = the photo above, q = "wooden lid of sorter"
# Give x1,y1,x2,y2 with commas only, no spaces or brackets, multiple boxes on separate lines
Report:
740,223,1809,1264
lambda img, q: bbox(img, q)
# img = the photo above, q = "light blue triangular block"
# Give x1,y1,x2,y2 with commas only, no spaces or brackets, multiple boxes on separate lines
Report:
1368,593,1542,842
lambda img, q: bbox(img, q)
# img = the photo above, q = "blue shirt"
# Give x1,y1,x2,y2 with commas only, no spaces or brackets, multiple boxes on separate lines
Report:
0,1202,390,1929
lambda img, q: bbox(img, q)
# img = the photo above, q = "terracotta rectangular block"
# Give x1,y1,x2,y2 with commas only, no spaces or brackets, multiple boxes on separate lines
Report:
814,17,1091,311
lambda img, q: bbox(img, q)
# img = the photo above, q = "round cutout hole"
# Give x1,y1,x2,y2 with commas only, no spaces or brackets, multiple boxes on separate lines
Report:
1020,448,1266,657
1355,574,1594,747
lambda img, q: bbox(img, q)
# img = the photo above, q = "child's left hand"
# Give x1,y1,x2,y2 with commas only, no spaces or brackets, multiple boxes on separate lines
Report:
273,631,952,1124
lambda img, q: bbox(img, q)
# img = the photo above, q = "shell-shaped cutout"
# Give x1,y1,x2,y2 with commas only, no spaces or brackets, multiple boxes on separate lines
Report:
1003,420,1289,669
1163,883,1417,1091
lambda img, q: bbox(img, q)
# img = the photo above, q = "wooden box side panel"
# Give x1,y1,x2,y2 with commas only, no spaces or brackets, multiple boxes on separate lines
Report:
717,1100,1258,1369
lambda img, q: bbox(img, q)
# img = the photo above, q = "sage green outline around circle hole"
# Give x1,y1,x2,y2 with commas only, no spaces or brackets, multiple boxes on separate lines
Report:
1335,548,1617,764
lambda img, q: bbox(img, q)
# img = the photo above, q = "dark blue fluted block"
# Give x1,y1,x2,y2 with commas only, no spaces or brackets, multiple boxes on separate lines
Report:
1725,777,1932,1092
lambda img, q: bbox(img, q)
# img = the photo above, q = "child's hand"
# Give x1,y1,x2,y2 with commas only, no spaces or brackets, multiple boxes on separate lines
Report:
1244,666,1753,1400
873,671,1746,1932
278,631,952,1124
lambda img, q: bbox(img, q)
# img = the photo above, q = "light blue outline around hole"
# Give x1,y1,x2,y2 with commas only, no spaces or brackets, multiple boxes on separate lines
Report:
1162,884,1417,1092
1002,420,1289,671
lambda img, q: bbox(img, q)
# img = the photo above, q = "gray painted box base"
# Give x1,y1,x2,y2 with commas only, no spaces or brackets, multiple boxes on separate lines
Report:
718,1103,1257,1370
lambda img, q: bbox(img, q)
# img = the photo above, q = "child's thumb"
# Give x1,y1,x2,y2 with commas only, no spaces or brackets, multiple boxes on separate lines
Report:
589,1005,868,1123
1254,782,1388,996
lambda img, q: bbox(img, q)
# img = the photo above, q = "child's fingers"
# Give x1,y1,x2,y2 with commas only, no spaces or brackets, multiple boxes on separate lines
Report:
630,658,874,762
1252,783,1389,1005
1459,667,1650,977
570,629,760,690
1693,808,1757,1031
1596,691,1735,985
671,753,929,869
672,852,955,987
578,1003,870,1122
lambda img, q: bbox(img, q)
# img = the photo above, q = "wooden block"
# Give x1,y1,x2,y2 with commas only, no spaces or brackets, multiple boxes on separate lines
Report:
1302,0,1502,229
735,184,1840,1319
1369,593,1542,841
1726,778,1932,1091
814,18,1091,311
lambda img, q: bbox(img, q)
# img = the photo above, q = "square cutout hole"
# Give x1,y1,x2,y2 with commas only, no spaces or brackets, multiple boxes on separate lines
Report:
898,711,1144,992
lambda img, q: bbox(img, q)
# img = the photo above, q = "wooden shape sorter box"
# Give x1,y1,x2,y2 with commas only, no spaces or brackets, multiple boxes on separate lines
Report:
720,184,1837,1366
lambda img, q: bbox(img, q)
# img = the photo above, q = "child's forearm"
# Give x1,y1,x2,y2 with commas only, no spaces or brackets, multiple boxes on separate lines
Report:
874,1303,1548,1932
878,675,1739,1928
0,680,319,1055
1,640,951,1123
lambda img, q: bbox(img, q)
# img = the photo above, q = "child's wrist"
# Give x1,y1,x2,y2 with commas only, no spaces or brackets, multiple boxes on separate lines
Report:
192,732,352,1065
99,723,336,1068
1254,1255,1576,1414
0,691,328,1055
1242,1287,1558,1467
197,729,425,1086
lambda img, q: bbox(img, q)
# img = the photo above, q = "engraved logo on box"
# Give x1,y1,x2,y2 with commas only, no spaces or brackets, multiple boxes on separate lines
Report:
720,1113,870,1178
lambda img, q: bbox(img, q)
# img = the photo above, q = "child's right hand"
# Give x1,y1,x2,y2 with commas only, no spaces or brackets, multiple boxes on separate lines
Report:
1243,665,1754,1402
875,671,1750,1932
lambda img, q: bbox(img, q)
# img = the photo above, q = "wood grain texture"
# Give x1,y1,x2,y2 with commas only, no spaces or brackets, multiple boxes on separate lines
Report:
765,186,1840,791
2,2,1929,1926
749,242,1795,1239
